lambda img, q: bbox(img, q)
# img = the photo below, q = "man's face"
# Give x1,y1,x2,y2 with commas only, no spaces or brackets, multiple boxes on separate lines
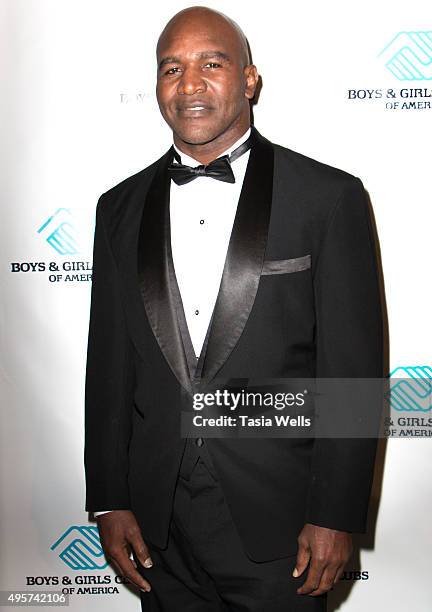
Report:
156,21,254,145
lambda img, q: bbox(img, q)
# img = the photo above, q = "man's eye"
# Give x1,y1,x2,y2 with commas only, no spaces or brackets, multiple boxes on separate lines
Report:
165,67,180,75
204,62,222,69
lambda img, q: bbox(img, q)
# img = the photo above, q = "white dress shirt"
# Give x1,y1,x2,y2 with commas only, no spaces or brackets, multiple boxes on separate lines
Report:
94,127,251,517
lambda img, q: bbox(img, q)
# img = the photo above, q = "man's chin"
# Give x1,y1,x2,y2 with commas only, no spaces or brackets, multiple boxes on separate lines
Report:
173,125,223,147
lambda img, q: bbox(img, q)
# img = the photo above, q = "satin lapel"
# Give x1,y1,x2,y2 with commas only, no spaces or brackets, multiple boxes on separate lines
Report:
198,126,275,387
137,148,193,396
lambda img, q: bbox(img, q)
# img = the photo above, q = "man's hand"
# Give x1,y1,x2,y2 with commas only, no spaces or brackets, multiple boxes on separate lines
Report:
96,510,153,592
293,523,352,596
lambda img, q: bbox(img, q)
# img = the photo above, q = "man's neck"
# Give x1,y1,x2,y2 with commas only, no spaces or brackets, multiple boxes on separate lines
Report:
173,123,251,165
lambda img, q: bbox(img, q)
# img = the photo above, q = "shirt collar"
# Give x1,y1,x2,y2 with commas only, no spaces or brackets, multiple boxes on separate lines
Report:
172,127,252,167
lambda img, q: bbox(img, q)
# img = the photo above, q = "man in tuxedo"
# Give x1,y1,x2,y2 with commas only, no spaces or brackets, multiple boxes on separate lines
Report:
84,6,384,611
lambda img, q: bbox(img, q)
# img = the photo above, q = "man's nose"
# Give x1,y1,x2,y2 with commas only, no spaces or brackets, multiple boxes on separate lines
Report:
177,67,206,96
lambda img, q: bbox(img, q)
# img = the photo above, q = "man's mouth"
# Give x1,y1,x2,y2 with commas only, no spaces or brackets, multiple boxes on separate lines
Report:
177,104,213,117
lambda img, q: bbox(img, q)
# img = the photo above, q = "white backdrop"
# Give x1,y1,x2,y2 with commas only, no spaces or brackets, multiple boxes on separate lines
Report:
1,0,431,610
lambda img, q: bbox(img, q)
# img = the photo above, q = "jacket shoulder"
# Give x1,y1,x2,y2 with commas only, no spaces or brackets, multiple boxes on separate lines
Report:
99,156,161,202
272,141,361,192
269,139,368,240
94,152,166,226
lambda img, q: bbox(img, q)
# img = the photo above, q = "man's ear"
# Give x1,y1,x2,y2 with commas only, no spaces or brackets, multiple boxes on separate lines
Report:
244,64,259,100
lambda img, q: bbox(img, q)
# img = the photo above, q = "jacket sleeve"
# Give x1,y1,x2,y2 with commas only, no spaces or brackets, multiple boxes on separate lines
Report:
305,176,384,533
84,195,135,512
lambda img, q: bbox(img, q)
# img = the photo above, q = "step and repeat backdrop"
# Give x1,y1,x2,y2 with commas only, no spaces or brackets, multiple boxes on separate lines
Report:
1,0,431,610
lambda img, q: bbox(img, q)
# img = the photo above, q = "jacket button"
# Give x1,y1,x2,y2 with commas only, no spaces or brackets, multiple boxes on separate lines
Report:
196,437,204,447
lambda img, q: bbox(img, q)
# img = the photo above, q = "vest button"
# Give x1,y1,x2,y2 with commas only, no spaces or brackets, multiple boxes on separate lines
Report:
196,437,204,447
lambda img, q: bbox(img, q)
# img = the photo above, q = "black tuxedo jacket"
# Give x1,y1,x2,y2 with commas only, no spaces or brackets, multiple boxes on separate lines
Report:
84,125,384,561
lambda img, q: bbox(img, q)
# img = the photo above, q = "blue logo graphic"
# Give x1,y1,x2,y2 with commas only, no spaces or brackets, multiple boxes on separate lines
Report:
37,208,79,255
386,366,432,412
51,526,108,570
379,31,432,80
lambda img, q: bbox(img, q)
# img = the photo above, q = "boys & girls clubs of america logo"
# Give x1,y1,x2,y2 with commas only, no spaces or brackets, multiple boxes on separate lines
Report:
10,208,93,283
348,30,432,110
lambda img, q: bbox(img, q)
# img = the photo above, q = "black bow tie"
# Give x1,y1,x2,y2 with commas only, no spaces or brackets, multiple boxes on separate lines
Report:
168,133,252,186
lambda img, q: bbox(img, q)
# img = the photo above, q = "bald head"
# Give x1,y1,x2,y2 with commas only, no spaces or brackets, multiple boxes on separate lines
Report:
157,6,251,68
155,5,258,157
